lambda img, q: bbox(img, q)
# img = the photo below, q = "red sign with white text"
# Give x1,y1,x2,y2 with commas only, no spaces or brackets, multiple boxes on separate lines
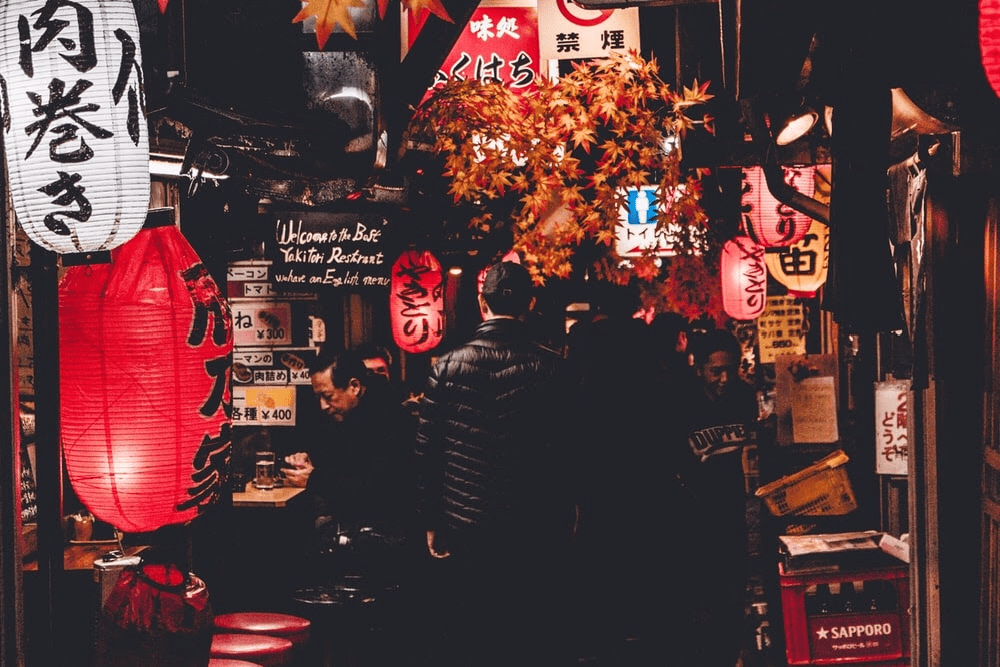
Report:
807,612,904,661
417,6,539,105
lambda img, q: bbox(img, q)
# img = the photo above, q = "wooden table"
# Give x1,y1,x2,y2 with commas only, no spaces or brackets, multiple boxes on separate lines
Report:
231,481,306,508
23,543,146,572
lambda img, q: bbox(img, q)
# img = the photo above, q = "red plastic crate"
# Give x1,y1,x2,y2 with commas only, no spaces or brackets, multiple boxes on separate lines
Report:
779,562,910,665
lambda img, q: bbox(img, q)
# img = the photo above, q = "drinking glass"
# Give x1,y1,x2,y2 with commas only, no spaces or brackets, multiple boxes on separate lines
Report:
254,451,276,490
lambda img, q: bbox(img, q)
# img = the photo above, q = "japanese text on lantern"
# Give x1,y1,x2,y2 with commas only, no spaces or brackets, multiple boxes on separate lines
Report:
874,381,910,476
9,0,142,237
390,250,444,355
178,262,233,511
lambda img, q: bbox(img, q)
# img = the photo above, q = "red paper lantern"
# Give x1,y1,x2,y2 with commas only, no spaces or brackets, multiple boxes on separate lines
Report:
390,249,445,354
59,219,233,533
741,166,816,248
982,0,1000,98
721,235,768,321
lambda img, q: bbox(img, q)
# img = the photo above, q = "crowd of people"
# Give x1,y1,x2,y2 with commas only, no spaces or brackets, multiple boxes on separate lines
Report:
279,261,761,667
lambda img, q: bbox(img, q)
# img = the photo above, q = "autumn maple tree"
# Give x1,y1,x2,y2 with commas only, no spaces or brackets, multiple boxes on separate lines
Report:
405,50,724,321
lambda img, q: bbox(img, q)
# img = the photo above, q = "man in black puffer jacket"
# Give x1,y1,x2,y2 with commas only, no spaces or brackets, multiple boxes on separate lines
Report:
414,260,577,667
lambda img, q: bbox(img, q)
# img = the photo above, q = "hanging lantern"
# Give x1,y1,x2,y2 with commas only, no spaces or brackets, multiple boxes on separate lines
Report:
765,217,830,298
982,0,1000,98
59,215,233,533
390,249,445,354
740,165,816,248
721,235,768,321
0,0,150,254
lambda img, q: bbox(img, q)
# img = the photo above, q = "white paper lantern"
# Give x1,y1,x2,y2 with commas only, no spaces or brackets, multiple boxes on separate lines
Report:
0,0,149,254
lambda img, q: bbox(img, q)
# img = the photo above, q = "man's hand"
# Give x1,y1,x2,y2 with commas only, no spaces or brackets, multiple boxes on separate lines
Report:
426,530,450,559
282,452,313,488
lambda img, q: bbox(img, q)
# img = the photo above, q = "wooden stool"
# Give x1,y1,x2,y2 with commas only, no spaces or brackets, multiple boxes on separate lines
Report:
213,612,312,648
208,660,264,667
209,633,293,667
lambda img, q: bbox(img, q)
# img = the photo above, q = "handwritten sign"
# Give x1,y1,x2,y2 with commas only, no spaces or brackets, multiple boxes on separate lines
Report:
875,381,910,475
791,376,840,444
267,212,393,290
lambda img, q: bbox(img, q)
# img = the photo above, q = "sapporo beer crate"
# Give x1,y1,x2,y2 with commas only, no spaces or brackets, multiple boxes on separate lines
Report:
779,562,909,665
756,450,857,517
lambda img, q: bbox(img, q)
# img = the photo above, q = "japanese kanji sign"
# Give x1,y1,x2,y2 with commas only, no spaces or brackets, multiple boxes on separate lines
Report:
420,4,539,104
537,0,639,61
875,381,910,475
758,296,808,363
0,0,150,254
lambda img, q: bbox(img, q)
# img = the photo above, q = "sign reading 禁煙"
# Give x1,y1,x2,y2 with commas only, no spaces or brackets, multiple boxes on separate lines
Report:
267,212,392,291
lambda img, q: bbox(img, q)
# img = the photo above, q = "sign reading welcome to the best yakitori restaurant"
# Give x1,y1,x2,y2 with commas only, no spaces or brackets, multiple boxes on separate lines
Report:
266,211,394,290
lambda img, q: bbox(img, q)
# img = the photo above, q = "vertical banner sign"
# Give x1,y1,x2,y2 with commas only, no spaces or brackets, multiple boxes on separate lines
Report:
420,4,539,105
537,0,640,61
0,0,150,254
875,381,910,475
391,249,445,354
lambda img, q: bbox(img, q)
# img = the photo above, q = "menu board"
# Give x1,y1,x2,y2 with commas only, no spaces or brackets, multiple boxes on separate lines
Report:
266,211,394,291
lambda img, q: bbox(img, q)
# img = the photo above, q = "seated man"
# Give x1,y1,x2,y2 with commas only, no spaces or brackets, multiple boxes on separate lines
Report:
284,347,416,547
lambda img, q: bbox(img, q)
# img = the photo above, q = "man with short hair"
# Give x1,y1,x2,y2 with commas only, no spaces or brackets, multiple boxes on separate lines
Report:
414,261,577,667
284,348,414,536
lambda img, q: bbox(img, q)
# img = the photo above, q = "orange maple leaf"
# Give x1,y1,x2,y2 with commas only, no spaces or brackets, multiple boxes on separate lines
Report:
377,0,390,18
293,0,367,47
402,0,454,23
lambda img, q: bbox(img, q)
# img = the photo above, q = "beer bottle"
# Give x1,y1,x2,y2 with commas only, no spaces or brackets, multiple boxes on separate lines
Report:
840,581,858,613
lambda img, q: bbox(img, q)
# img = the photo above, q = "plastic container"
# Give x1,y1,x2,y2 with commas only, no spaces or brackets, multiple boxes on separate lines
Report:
779,561,909,665
755,450,857,517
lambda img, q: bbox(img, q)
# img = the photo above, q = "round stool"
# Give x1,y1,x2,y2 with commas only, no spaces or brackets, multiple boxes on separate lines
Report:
209,633,293,667
213,612,311,648
208,660,264,667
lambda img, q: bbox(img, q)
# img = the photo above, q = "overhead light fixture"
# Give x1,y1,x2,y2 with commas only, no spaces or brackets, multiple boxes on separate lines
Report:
768,96,819,146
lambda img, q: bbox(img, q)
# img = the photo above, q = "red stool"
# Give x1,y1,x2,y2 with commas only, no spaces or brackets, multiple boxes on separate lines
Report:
208,660,264,667
209,633,293,667
213,612,311,648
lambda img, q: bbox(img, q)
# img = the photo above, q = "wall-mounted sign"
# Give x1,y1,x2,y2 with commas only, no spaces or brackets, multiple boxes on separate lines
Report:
232,348,316,387
419,4,540,104
614,186,705,258
758,296,807,363
233,386,296,426
267,212,393,291
875,381,910,476
232,301,292,348
537,0,639,61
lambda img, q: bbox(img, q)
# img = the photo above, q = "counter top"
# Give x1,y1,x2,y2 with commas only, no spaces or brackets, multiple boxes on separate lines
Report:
231,481,306,508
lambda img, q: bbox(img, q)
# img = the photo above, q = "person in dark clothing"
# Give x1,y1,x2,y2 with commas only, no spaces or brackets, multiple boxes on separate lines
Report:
283,347,420,665
285,347,415,537
669,327,758,667
564,294,668,664
414,261,577,667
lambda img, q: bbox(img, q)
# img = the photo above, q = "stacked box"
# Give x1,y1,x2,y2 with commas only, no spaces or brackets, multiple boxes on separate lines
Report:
779,562,909,665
